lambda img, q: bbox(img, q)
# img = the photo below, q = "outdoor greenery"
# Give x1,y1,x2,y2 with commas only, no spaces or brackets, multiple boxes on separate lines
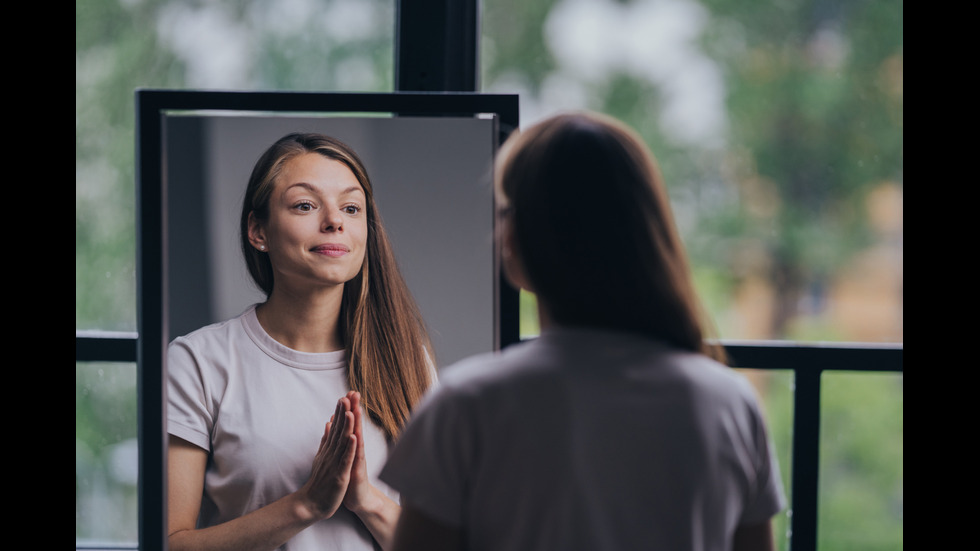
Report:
76,0,901,547
485,0,903,343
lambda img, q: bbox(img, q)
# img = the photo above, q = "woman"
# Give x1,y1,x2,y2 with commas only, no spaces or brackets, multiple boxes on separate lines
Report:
167,132,435,551
380,112,786,551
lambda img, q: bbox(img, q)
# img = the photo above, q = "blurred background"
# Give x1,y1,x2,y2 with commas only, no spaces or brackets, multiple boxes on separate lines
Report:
76,0,902,548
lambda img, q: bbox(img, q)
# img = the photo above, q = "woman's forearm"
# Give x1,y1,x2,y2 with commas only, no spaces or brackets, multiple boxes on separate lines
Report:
169,490,324,551
350,486,402,551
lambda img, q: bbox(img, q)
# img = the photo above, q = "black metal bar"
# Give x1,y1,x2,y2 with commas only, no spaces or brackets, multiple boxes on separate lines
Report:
134,89,516,117
75,333,138,363
789,367,822,551
395,0,480,92
77,334,904,374
136,90,167,551
725,341,903,373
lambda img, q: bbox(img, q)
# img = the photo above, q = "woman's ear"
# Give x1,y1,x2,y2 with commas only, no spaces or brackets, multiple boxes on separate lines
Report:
247,211,268,252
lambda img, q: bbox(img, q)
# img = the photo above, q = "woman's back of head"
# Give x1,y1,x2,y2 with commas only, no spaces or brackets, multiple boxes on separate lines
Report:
497,112,722,360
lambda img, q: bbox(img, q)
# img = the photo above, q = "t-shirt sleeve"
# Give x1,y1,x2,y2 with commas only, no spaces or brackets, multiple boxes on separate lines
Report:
738,383,788,525
166,338,213,452
379,384,477,528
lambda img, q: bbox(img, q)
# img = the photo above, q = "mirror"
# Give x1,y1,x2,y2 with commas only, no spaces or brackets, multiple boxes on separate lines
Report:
136,90,519,551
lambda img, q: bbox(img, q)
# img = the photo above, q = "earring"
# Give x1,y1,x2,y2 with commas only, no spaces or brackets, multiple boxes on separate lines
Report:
259,245,266,251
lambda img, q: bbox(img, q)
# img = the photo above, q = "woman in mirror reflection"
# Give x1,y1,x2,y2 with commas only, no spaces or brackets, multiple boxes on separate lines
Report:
167,133,435,551
380,112,787,551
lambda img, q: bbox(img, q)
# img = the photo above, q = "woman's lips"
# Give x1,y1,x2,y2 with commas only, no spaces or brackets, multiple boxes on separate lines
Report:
311,243,350,257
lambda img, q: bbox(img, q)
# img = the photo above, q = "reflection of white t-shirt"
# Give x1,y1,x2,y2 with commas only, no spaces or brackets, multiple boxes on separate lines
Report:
381,326,786,551
168,305,395,550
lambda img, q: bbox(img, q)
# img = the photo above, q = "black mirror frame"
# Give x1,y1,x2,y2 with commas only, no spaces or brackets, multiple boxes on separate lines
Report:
135,89,520,551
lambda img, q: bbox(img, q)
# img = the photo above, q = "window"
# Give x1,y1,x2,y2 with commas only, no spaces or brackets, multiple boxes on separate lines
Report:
77,1,901,549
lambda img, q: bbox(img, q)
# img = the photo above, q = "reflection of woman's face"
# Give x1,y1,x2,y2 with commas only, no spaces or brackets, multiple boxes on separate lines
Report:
254,153,368,293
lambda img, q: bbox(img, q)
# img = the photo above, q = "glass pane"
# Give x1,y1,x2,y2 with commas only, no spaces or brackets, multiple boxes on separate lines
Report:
819,371,903,550
483,0,903,343
737,369,794,551
76,362,139,546
75,0,395,331
518,289,541,340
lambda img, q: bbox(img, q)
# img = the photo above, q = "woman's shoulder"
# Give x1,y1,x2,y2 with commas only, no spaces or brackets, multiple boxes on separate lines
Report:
169,305,257,351
658,349,767,413
433,337,563,397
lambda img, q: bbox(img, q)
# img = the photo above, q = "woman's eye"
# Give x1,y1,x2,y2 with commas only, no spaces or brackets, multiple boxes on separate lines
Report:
343,205,361,215
295,201,315,212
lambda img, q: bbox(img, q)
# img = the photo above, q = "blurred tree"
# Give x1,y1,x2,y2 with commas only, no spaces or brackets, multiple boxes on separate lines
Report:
696,0,903,339
483,0,902,342
76,0,186,331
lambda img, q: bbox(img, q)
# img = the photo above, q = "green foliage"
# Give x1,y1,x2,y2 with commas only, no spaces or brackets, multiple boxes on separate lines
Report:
482,0,560,94
484,0,903,340
701,0,903,262
76,363,139,541
76,0,187,330
819,372,903,550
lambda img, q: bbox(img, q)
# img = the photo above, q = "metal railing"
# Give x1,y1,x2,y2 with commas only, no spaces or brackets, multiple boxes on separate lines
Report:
76,332,902,551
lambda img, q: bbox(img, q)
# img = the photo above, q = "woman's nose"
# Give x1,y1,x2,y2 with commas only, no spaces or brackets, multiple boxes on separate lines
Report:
322,208,344,232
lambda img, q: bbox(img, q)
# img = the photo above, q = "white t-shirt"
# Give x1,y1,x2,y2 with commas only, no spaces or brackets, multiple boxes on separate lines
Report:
381,326,786,551
168,305,396,550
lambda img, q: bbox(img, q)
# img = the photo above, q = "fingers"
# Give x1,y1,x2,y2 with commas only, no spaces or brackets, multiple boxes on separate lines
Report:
331,412,357,478
342,392,367,461
317,396,355,463
301,394,367,519
348,392,363,436
319,421,331,450
351,394,366,459
315,393,363,465
327,397,351,444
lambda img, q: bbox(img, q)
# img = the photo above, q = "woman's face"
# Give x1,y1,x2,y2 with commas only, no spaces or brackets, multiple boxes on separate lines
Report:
249,152,368,293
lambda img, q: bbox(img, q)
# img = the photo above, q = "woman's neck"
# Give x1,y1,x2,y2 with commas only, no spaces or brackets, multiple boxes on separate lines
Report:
255,283,346,353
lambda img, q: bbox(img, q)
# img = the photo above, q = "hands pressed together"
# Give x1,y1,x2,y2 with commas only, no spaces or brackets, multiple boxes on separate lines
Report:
168,390,399,551
298,391,380,520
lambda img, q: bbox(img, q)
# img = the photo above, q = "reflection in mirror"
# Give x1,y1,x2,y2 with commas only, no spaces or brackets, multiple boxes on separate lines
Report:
165,114,498,366
160,112,503,548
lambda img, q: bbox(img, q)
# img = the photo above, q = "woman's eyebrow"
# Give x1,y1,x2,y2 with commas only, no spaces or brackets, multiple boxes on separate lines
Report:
282,182,318,195
282,183,364,196
340,185,365,196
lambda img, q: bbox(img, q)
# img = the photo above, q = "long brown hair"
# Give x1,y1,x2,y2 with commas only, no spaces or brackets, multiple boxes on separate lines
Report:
241,132,435,440
496,112,726,363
